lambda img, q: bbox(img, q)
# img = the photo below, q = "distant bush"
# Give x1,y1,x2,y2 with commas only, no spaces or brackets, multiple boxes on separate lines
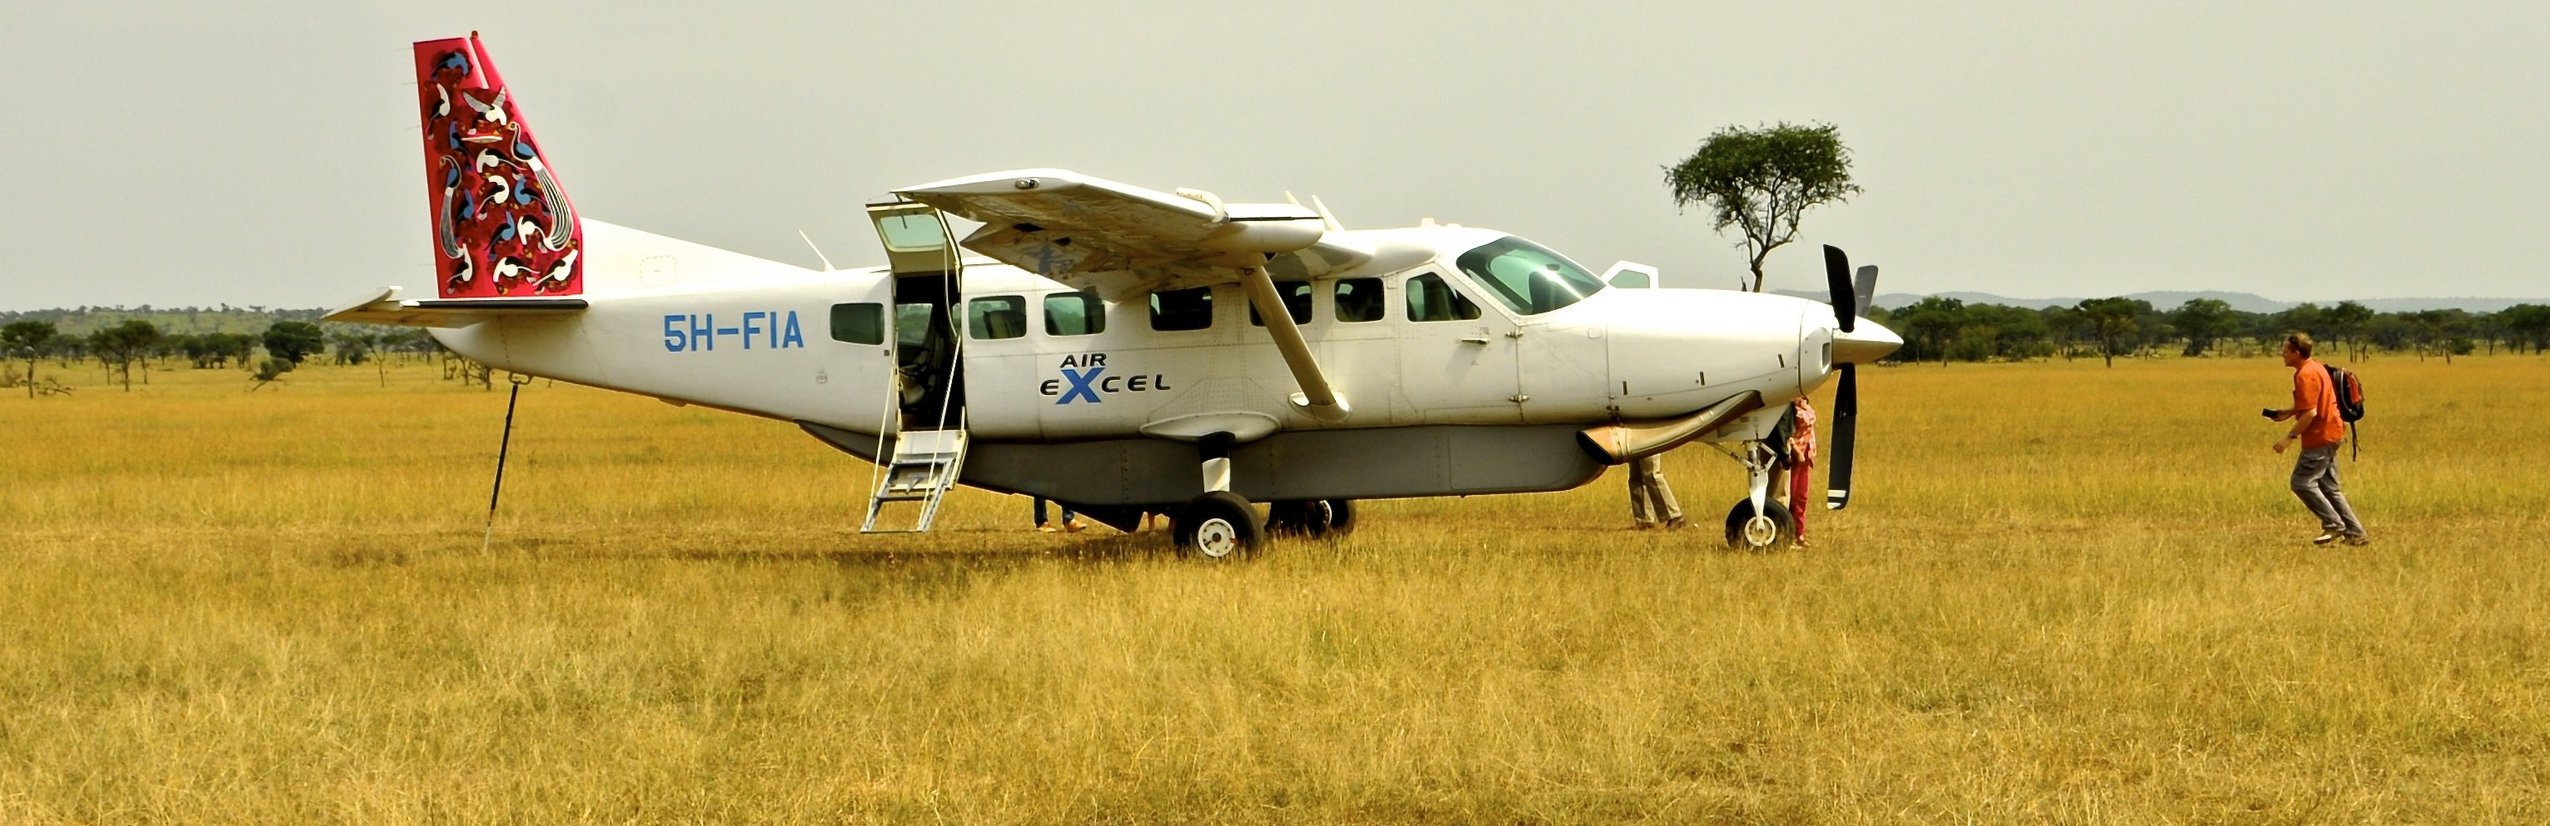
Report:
249,357,294,392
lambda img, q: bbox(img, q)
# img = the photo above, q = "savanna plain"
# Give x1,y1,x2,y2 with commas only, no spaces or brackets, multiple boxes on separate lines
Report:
5,353,2548,823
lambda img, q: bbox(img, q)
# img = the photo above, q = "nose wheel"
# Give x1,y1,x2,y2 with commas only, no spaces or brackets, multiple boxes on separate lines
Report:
1723,498,1796,550
1719,439,1794,550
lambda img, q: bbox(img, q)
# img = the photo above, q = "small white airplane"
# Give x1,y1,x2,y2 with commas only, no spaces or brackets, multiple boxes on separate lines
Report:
330,34,1903,558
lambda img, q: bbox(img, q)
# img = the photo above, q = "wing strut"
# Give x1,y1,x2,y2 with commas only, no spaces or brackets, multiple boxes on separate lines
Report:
1236,266,1349,422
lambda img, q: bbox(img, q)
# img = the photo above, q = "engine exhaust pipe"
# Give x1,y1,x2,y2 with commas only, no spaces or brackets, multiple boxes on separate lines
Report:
1576,391,1764,465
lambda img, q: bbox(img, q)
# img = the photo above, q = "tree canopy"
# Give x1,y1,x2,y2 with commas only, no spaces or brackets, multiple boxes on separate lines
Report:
2074,298,2149,368
1865,297,2538,365
88,320,163,391
3,320,61,398
1664,122,1861,292
263,321,327,366
2169,298,2239,356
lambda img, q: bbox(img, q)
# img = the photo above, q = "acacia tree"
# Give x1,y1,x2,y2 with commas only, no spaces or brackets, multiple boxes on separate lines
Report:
2170,298,2239,357
2322,301,2375,362
2402,309,2472,363
2041,306,2082,360
1889,296,1966,365
2,320,59,398
2076,297,2146,368
175,332,250,369
1664,122,1861,292
88,320,163,391
328,330,374,366
262,321,327,366
2504,304,2550,353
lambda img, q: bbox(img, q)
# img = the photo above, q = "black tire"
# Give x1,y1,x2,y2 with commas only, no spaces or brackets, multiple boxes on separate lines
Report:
1176,491,1264,560
1723,498,1795,550
1322,499,1356,537
1268,499,1353,538
1266,500,1314,537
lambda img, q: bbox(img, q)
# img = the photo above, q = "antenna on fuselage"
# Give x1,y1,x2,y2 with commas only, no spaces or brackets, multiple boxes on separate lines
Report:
798,229,836,272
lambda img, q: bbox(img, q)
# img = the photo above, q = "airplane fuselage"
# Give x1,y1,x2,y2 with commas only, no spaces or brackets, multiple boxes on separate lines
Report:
429,221,1859,508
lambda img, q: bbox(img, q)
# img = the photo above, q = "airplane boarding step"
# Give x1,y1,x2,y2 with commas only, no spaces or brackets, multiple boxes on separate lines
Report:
859,427,969,533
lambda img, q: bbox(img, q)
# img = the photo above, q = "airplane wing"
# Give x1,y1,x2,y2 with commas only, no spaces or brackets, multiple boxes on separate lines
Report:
896,168,1368,424
893,168,1371,301
325,287,586,328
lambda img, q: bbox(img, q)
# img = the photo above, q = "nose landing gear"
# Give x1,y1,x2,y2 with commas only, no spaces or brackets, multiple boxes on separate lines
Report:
1723,497,1795,550
1724,440,1795,551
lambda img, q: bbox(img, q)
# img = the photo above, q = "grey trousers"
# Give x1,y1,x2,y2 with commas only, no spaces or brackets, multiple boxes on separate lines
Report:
1630,455,1683,525
2290,444,2365,537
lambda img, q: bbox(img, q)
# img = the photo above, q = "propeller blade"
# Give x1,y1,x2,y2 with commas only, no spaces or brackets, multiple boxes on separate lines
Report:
1822,245,1855,333
1825,364,1857,510
1853,264,1878,319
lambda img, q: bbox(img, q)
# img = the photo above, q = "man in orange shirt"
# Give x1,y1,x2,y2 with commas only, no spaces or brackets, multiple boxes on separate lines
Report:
2269,332,2366,546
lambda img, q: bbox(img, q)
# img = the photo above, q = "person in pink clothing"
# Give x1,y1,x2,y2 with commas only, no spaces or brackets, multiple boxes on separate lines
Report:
1781,398,1818,547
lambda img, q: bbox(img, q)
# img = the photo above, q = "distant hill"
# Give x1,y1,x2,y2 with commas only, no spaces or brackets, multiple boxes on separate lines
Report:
1772,290,2542,315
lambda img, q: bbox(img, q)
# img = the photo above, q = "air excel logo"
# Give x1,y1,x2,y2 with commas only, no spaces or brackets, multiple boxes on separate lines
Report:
1041,353,1172,405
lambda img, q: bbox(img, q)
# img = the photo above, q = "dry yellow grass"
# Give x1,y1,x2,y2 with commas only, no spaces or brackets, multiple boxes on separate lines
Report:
4,354,2548,823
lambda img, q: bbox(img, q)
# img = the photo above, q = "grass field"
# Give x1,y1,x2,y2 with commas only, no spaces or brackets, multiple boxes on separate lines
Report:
6,354,2548,823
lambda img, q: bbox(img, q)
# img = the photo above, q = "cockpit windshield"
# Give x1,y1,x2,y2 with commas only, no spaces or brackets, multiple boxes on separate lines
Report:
1455,236,1606,315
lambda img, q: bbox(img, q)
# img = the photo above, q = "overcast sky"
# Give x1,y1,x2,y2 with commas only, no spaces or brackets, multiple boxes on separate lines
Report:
3,1,2543,311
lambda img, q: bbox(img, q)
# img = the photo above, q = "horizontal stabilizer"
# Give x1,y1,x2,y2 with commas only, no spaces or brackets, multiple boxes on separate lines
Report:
325,287,586,328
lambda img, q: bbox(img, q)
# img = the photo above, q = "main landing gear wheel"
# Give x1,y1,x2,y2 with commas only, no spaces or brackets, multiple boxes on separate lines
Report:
1267,499,1356,538
1175,491,1264,561
1723,499,1795,551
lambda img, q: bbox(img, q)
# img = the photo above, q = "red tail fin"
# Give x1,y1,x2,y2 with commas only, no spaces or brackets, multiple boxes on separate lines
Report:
414,34,583,298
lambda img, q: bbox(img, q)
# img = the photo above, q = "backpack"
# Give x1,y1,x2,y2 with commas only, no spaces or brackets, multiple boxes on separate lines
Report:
2325,365,2365,423
2323,363,2365,459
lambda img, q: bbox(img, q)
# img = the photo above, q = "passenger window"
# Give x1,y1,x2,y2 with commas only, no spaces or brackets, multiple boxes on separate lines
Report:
1044,291,1105,336
1405,273,1480,322
1334,277,1383,322
1248,281,1314,326
1149,286,1214,332
967,295,1026,340
829,302,884,345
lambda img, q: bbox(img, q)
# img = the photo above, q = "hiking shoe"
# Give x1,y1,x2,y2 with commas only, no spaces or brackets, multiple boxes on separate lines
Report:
2342,534,2371,547
1037,525,1057,533
2312,532,2341,546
